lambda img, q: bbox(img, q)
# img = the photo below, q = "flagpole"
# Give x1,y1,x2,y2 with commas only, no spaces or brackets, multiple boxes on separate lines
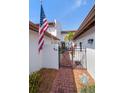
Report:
38,0,43,54
40,0,43,4
38,0,49,52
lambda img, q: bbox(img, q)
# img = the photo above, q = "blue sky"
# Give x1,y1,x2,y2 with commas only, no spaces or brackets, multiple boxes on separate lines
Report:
29,0,95,30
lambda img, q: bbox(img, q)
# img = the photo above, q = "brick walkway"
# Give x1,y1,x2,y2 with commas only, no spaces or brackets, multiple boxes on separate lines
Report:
50,51,95,93
60,51,73,67
50,51,77,93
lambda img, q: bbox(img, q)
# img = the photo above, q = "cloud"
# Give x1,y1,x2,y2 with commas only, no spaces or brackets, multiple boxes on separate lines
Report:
59,0,87,19
75,0,87,8
76,0,82,7
70,0,87,11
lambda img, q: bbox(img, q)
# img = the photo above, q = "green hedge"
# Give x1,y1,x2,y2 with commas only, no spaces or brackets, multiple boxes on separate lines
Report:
80,85,95,93
29,72,40,93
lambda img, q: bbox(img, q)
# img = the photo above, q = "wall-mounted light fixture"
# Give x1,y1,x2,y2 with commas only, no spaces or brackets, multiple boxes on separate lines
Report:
88,39,94,44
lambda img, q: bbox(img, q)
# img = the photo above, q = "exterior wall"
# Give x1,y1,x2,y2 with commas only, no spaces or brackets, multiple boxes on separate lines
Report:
47,27,57,36
55,21,62,38
73,26,95,79
29,30,59,74
74,26,95,49
41,36,59,69
47,21,61,39
29,30,42,73
86,48,95,79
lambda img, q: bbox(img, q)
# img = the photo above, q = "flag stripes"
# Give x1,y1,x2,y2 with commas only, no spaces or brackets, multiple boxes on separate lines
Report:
38,4,49,52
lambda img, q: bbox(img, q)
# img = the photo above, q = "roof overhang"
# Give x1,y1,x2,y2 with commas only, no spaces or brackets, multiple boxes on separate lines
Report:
73,5,95,40
61,30,76,34
29,21,60,40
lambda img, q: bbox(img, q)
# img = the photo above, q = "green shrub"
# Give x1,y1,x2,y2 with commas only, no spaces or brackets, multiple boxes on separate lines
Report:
29,72,40,93
80,85,95,93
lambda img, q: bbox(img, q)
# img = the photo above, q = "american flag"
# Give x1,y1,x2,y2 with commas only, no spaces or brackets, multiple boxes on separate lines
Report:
38,3,49,52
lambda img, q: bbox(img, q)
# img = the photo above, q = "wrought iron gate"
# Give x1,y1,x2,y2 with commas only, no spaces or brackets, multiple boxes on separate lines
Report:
58,43,87,69
72,48,87,69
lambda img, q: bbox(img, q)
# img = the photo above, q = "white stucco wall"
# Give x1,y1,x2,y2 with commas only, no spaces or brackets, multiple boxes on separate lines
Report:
41,36,59,69
55,21,62,38
29,30,42,73
86,48,95,79
47,27,57,36
73,26,95,79
74,26,95,49
29,30,59,74
47,21,61,39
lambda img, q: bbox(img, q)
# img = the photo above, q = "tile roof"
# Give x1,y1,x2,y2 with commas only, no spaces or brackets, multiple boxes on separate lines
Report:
61,30,76,34
29,21,60,40
35,22,55,27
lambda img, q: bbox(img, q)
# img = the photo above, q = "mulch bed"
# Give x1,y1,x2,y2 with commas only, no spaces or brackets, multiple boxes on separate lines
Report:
73,69,95,93
37,68,58,93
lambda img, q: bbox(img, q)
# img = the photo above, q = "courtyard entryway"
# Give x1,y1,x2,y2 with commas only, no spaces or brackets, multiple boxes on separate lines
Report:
30,50,95,93
50,51,95,93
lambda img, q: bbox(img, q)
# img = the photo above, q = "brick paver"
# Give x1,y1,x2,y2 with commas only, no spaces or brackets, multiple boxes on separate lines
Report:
50,67,77,93
50,51,95,93
60,51,73,67
50,52,77,93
